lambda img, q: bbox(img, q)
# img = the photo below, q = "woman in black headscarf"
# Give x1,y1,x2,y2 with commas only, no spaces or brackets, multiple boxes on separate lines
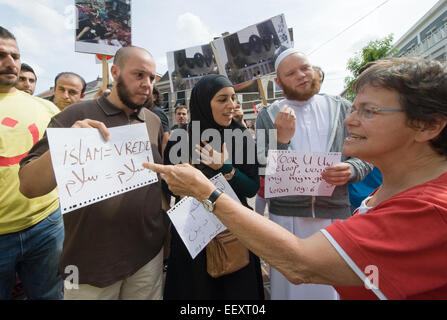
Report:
163,74,264,300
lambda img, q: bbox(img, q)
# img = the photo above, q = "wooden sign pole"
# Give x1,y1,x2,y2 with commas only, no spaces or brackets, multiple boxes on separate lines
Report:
210,41,224,75
257,77,267,106
101,55,109,91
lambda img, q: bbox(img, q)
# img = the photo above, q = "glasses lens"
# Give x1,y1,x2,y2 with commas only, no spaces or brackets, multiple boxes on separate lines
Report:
351,106,373,120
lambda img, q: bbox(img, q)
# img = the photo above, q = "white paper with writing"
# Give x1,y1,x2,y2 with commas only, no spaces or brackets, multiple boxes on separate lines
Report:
167,173,240,259
265,150,342,198
47,123,158,214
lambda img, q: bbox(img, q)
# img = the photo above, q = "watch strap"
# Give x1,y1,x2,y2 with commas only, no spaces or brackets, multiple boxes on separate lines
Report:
208,188,224,204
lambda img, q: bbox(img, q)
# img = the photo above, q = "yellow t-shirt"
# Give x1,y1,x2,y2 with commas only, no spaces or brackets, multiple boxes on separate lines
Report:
0,90,60,234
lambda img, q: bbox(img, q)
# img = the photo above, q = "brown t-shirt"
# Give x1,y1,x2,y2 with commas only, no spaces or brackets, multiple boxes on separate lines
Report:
20,96,169,287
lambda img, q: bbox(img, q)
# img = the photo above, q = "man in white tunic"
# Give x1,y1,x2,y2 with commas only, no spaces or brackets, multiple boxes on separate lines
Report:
256,48,372,300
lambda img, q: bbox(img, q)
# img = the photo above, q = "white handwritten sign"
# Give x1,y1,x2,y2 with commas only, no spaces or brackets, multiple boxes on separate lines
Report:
47,123,158,214
167,173,240,259
265,150,342,198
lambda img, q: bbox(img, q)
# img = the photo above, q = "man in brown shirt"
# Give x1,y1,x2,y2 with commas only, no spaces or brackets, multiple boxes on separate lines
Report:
19,46,169,300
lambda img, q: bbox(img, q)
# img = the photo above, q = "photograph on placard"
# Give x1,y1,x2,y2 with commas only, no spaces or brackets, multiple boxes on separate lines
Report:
212,14,292,86
75,0,131,56
167,43,219,92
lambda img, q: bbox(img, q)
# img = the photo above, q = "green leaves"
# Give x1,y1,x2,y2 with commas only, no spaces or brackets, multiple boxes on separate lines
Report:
344,34,397,101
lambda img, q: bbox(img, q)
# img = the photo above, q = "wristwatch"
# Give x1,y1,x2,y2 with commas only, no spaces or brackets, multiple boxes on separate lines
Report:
202,188,224,212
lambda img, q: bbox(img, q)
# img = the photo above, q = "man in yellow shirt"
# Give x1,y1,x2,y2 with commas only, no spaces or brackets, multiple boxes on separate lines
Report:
0,26,63,300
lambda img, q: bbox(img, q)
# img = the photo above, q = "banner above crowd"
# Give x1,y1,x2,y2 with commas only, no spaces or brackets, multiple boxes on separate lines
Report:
166,14,292,93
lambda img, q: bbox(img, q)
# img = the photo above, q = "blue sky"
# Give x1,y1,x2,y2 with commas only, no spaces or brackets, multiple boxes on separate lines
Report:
0,0,439,96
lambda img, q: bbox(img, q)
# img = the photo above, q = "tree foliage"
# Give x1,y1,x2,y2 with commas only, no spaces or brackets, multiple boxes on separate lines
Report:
344,34,397,101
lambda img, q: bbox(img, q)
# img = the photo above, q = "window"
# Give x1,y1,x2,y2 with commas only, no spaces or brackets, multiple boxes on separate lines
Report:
426,27,438,38
176,91,185,106
162,92,169,111
435,53,446,62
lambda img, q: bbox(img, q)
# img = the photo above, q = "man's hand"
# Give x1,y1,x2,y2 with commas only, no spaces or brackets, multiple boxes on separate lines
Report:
93,87,111,100
274,105,296,145
72,119,110,141
142,163,215,202
321,163,352,186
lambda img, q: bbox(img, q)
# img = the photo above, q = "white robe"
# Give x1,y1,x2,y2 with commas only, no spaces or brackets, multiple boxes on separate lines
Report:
269,96,339,300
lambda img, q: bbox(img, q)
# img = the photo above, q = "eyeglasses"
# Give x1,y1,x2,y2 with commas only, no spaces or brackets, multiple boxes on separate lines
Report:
348,105,404,120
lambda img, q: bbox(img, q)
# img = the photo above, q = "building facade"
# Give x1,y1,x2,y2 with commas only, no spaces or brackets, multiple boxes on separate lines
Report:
394,0,447,61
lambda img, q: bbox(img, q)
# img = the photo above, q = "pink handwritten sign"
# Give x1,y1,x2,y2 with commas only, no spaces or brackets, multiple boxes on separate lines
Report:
47,123,158,214
265,150,341,198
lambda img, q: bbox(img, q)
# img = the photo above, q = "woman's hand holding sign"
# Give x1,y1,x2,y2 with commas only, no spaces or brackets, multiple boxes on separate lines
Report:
321,162,352,186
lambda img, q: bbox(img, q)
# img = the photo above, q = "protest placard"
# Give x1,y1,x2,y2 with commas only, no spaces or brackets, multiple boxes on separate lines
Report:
167,43,219,92
75,0,131,56
265,150,342,198
166,173,240,259
212,14,292,86
46,123,158,214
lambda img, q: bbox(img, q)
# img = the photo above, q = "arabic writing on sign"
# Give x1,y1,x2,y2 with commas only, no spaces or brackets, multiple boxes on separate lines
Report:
167,173,241,259
182,197,226,256
265,150,341,198
47,123,158,214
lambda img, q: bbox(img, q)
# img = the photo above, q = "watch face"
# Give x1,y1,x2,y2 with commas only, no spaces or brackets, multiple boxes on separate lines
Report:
202,199,214,212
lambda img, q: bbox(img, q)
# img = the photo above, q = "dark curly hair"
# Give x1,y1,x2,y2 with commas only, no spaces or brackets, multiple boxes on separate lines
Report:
353,57,447,157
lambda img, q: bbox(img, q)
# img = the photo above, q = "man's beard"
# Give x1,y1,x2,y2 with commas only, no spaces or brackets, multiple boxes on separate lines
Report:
278,76,318,101
116,75,151,111
0,68,18,87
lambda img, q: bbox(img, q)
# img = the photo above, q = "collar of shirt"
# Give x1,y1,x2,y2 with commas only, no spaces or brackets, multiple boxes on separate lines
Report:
282,96,315,108
96,96,145,122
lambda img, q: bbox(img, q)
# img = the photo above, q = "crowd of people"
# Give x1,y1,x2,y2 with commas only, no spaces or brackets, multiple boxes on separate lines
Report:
1,24,447,301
